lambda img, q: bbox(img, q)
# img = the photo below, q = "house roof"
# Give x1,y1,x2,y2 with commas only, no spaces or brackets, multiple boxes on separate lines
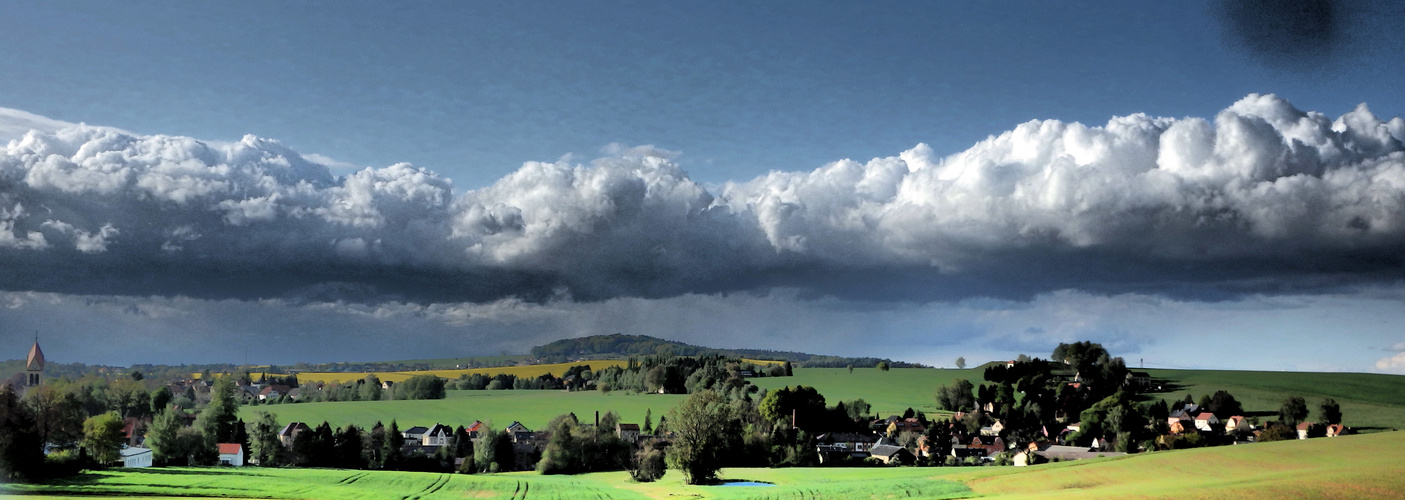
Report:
278,422,310,437
1297,422,1313,430
427,424,453,436
403,426,429,434
870,444,907,458
507,421,530,432
618,423,640,431
466,421,485,432
27,341,44,370
121,447,153,457
218,443,242,455
1196,413,1217,421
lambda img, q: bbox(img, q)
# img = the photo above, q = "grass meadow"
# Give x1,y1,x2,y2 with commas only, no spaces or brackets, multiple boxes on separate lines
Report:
241,367,972,430
8,432,1405,499
239,389,687,431
1144,369,1405,431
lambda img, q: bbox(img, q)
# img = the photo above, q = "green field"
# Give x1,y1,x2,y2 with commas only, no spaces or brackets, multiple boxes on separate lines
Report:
750,367,975,419
9,432,1405,499
1144,369,1405,431
242,367,969,429
240,389,687,431
244,366,1405,432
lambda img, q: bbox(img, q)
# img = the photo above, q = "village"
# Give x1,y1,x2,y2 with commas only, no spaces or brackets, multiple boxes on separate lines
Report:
4,338,1357,484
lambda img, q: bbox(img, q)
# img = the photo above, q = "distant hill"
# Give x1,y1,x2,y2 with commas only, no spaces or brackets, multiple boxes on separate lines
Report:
530,333,927,368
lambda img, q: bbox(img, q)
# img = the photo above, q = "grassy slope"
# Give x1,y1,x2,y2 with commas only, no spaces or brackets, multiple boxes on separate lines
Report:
750,367,977,419
949,430,1405,499
294,360,630,385
1145,369,1405,430
240,389,687,430
244,367,970,430
10,433,1405,499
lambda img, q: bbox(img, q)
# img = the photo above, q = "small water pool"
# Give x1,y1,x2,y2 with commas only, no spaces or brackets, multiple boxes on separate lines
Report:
716,481,775,487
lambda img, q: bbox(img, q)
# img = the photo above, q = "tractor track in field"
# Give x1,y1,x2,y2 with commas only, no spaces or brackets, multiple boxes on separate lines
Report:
402,473,450,500
337,472,368,485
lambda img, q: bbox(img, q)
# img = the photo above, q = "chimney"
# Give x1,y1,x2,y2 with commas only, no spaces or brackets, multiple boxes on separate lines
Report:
792,408,797,430
595,410,600,427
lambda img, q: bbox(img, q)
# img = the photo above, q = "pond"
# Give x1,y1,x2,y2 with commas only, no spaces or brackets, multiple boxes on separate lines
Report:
716,481,775,487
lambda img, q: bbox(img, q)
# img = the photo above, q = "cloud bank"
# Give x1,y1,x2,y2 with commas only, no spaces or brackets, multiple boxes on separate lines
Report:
2,94,1404,303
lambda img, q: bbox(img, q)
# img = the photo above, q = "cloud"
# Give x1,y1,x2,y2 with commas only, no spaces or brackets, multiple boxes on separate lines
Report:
1376,352,1405,373
1,94,1404,303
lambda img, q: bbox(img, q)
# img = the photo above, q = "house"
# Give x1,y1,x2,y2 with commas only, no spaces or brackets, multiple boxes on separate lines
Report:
887,418,925,436
1296,422,1313,440
1125,371,1152,388
423,424,453,447
218,443,244,466
465,421,486,439
1194,413,1220,432
119,446,153,468
1326,424,1348,437
869,442,915,465
279,422,310,447
816,432,879,453
402,426,430,442
1224,416,1249,432
617,423,641,443
506,421,534,443
1032,444,1125,462
259,384,292,402
122,417,147,447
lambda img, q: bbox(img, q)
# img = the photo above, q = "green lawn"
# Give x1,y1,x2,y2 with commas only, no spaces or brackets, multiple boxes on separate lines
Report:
243,367,968,430
1144,369,1405,430
751,367,977,419
240,389,687,431
9,433,1405,499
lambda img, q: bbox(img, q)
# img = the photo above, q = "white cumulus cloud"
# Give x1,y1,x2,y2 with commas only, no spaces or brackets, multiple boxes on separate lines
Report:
0,94,1403,302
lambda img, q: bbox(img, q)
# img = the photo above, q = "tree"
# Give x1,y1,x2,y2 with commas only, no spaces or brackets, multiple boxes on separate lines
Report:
666,390,736,485
199,377,241,443
935,379,976,412
360,374,383,401
382,420,405,470
876,361,890,372
630,441,667,482
1206,390,1243,419
642,409,653,435
1280,396,1309,426
1318,398,1342,426
473,429,514,473
145,408,185,464
82,411,126,466
151,386,173,414
247,411,284,467
0,386,44,481
25,385,84,449
955,357,967,370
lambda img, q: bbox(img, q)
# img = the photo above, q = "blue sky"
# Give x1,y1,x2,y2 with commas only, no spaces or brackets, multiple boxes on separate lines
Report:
2,1,1405,373
4,1,1401,187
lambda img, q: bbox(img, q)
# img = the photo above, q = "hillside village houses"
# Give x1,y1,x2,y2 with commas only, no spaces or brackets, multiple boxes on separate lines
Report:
6,341,1358,475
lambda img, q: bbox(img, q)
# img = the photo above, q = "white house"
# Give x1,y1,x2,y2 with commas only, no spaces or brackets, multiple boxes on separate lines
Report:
120,446,153,468
423,424,453,446
218,443,244,466
1194,413,1220,432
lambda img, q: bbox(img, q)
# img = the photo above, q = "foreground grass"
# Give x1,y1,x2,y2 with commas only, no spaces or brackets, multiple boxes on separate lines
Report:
7,432,1404,499
948,430,1405,498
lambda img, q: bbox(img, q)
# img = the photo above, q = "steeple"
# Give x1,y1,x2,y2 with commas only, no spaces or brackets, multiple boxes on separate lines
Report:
26,337,44,388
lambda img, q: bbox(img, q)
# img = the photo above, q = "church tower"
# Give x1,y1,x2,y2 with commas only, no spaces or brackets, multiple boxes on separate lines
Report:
25,339,44,389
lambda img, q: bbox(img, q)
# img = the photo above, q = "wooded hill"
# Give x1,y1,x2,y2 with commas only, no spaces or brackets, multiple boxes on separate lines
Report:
529,333,926,368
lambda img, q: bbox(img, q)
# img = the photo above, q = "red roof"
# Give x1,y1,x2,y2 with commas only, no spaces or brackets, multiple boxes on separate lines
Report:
466,421,485,432
1296,422,1312,430
1196,413,1216,420
218,443,242,455
27,342,45,370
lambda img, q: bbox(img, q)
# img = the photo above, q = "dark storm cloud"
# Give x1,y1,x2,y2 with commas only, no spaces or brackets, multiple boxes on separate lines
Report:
2,94,1404,304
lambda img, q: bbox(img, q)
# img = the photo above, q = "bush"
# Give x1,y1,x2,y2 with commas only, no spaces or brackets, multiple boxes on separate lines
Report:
630,446,667,482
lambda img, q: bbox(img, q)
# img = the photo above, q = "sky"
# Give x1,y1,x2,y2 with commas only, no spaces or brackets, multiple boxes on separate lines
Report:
2,1,1404,373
